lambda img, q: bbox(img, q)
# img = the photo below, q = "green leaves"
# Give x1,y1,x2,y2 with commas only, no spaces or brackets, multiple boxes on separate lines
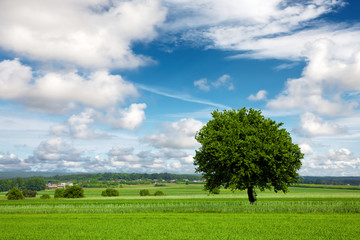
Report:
194,108,304,203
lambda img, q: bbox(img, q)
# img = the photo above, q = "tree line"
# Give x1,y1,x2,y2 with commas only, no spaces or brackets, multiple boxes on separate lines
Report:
0,173,204,192
0,177,45,192
45,172,203,182
300,176,360,186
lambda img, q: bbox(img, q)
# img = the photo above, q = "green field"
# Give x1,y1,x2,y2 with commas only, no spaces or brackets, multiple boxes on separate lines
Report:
1,184,360,239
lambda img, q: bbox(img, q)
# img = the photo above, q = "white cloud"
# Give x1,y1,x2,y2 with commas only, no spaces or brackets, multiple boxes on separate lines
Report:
51,108,108,139
0,153,30,171
138,83,229,109
194,74,234,91
301,147,360,176
0,59,138,113
104,103,147,130
144,118,203,149
273,62,299,71
51,104,147,138
248,90,267,101
212,74,234,90
267,36,360,116
165,0,342,33
295,112,347,137
0,0,167,69
27,138,84,163
181,155,194,164
162,1,360,118
23,138,96,172
194,78,210,91
299,143,315,155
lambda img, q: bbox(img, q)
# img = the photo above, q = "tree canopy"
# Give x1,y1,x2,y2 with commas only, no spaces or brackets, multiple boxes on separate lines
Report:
194,108,303,204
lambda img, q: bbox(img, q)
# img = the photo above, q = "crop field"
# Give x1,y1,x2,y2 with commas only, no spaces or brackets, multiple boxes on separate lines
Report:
1,184,360,239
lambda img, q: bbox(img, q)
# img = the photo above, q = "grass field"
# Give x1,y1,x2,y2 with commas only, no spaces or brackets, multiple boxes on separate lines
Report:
1,184,360,239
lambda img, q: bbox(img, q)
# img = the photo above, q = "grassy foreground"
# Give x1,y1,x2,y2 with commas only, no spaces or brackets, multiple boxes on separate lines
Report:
1,213,359,240
1,184,360,239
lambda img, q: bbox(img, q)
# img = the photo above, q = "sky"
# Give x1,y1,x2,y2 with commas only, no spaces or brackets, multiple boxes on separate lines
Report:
0,0,360,176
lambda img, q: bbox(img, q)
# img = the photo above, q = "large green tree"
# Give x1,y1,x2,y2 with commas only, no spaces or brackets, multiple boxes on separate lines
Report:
194,108,303,204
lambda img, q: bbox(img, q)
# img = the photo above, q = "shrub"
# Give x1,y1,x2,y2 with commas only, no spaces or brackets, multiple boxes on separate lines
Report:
22,189,37,198
139,189,151,196
101,188,119,197
54,188,65,198
154,190,165,196
7,187,25,200
63,185,84,198
40,194,51,199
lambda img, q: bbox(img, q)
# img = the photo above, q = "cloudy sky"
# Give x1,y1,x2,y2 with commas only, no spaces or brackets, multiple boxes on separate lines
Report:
1,0,360,176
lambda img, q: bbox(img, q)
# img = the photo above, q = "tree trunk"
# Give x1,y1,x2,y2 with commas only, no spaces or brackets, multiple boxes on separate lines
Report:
247,187,256,204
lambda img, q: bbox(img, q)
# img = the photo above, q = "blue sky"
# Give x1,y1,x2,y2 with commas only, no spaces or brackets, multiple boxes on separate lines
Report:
1,0,360,176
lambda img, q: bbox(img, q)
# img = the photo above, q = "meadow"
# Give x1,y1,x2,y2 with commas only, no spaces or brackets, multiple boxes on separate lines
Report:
1,184,360,239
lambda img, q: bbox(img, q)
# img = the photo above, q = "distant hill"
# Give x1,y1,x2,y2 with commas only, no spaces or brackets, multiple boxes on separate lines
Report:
300,176,360,186
0,172,78,179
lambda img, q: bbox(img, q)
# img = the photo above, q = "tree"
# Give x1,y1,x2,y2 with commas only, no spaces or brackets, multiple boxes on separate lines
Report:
54,188,65,198
24,177,46,191
63,185,84,198
22,189,37,198
154,190,165,196
139,189,151,196
194,108,303,204
7,187,25,200
101,188,119,197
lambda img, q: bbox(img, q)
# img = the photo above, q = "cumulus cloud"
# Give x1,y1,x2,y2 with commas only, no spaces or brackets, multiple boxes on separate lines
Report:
248,90,267,101
267,37,360,116
194,78,210,91
26,138,84,163
23,138,97,172
301,147,360,176
0,153,31,171
194,74,234,91
144,118,203,149
104,103,147,130
298,143,315,155
103,147,195,173
51,103,147,138
0,59,139,113
212,74,234,90
51,109,108,139
0,0,167,69
295,112,347,137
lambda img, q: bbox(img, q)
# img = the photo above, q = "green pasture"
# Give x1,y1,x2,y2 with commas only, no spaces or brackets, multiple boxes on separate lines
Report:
1,184,360,239
1,213,359,240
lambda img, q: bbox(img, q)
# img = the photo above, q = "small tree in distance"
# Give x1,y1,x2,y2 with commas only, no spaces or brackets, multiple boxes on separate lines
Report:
154,190,165,196
194,108,303,204
101,188,119,197
54,188,65,198
63,185,84,198
139,189,151,196
7,187,25,200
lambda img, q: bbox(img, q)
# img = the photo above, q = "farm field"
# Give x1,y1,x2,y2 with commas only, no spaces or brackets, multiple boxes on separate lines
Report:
1,184,360,239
